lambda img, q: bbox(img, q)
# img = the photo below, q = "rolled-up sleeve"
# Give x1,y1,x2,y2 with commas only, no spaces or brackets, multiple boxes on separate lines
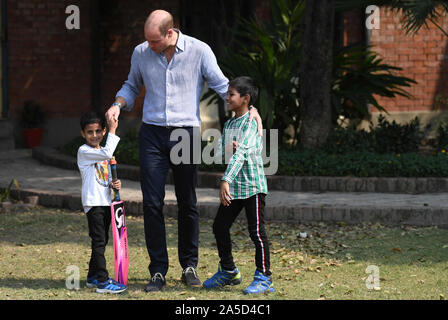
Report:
116,48,143,111
201,44,228,101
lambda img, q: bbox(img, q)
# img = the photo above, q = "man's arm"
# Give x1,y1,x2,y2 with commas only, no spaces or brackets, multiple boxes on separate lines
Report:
200,44,229,101
106,48,143,121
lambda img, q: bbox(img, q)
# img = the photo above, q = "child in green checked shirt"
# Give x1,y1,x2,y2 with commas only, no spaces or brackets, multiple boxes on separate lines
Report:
203,76,273,294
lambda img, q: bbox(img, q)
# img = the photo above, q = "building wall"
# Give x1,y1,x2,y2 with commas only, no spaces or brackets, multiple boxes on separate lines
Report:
369,7,448,112
8,2,448,147
361,6,448,131
8,0,92,146
99,0,180,120
7,0,180,147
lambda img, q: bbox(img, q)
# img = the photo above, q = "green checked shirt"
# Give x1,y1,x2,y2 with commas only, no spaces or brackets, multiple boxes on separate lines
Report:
216,111,268,199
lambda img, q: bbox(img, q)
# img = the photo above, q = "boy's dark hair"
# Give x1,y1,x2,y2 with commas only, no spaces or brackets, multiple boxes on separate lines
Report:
80,110,106,130
229,76,259,106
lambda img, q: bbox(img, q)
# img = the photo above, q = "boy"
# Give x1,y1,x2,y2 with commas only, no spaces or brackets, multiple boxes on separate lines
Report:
203,76,273,294
77,110,127,294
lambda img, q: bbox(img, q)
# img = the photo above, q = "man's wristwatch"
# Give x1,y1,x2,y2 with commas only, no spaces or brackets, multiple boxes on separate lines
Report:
111,102,122,109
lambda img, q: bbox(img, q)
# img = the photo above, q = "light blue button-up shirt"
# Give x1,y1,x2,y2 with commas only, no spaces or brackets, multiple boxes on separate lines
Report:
116,30,229,127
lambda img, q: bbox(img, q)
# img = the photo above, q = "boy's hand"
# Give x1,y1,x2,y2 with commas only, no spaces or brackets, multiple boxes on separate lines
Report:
111,179,121,191
219,181,232,206
225,141,238,154
232,141,238,153
107,117,119,134
248,106,263,137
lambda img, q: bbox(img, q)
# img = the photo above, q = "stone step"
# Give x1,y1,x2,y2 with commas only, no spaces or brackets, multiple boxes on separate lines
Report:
5,188,448,228
33,146,448,193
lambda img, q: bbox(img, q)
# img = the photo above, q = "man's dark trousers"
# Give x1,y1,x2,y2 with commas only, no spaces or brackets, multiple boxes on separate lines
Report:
139,123,199,277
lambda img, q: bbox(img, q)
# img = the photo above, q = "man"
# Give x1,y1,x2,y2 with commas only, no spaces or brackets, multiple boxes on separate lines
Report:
105,9,262,292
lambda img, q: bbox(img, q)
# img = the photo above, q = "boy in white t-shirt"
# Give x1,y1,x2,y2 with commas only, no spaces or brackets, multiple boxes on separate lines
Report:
77,110,127,294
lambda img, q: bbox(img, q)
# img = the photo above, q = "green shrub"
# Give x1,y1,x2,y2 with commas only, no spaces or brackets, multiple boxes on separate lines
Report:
322,115,424,155
60,122,448,177
323,126,375,154
436,123,448,151
370,115,422,154
113,130,139,166
275,149,448,177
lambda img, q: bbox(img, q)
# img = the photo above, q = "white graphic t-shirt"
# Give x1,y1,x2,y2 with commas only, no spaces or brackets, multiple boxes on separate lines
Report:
77,133,120,213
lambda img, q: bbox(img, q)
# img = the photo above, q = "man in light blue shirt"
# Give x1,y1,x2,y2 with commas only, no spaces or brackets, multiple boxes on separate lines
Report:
105,9,261,293
113,23,229,127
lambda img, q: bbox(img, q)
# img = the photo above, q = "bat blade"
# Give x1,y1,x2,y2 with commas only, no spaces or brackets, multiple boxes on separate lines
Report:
111,200,129,285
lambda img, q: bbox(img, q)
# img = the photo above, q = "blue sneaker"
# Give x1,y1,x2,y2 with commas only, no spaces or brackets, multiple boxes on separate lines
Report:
203,264,242,289
243,270,274,294
86,276,98,288
96,278,127,294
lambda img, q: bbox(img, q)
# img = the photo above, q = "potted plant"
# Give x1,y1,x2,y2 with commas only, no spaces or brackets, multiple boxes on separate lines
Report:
20,100,45,148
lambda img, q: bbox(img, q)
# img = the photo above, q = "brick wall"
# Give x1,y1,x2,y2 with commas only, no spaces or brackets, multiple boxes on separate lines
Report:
8,0,91,119
366,6,448,115
99,0,180,120
10,2,447,146
8,0,180,120
7,0,180,146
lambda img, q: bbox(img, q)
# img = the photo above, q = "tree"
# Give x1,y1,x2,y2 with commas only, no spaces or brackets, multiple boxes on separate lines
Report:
180,0,257,129
299,0,335,149
201,0,304,145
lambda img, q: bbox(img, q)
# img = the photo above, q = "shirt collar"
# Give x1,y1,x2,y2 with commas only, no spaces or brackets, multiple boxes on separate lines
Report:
233,111,250,120
174,29,185,53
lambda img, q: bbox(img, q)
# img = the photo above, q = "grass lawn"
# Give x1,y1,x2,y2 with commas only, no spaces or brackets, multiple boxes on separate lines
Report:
0,205,447,300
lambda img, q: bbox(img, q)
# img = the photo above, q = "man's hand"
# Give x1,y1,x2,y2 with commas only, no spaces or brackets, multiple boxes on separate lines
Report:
105,97,126,121
219,181,232,206
105,104,120,122
248,106,263,137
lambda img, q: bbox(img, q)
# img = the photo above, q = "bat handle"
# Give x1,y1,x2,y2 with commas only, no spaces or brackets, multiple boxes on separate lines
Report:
110,157,120,201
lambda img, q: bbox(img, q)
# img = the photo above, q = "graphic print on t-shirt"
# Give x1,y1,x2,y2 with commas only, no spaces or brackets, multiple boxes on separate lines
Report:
95,160,110,187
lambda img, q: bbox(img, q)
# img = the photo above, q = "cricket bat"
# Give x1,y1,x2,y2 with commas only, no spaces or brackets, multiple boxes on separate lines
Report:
110,157,129,285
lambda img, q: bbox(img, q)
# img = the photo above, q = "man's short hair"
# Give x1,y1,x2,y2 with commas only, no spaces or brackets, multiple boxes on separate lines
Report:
159,14,174,36
80,110,106,130
229,76,259,106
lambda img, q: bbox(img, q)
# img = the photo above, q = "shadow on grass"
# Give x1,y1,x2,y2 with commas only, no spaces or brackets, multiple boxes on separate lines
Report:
2,207,448,267
0,278,67,290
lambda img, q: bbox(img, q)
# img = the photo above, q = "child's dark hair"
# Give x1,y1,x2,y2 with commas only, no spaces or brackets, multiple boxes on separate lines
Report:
80,110,106,130
229,76,259,106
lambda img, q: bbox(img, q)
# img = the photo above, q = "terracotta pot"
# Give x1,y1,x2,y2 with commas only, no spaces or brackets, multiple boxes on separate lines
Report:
23,127,44,148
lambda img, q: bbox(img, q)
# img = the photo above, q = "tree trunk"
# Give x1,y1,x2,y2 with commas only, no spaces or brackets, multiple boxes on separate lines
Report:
299,0,335,149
